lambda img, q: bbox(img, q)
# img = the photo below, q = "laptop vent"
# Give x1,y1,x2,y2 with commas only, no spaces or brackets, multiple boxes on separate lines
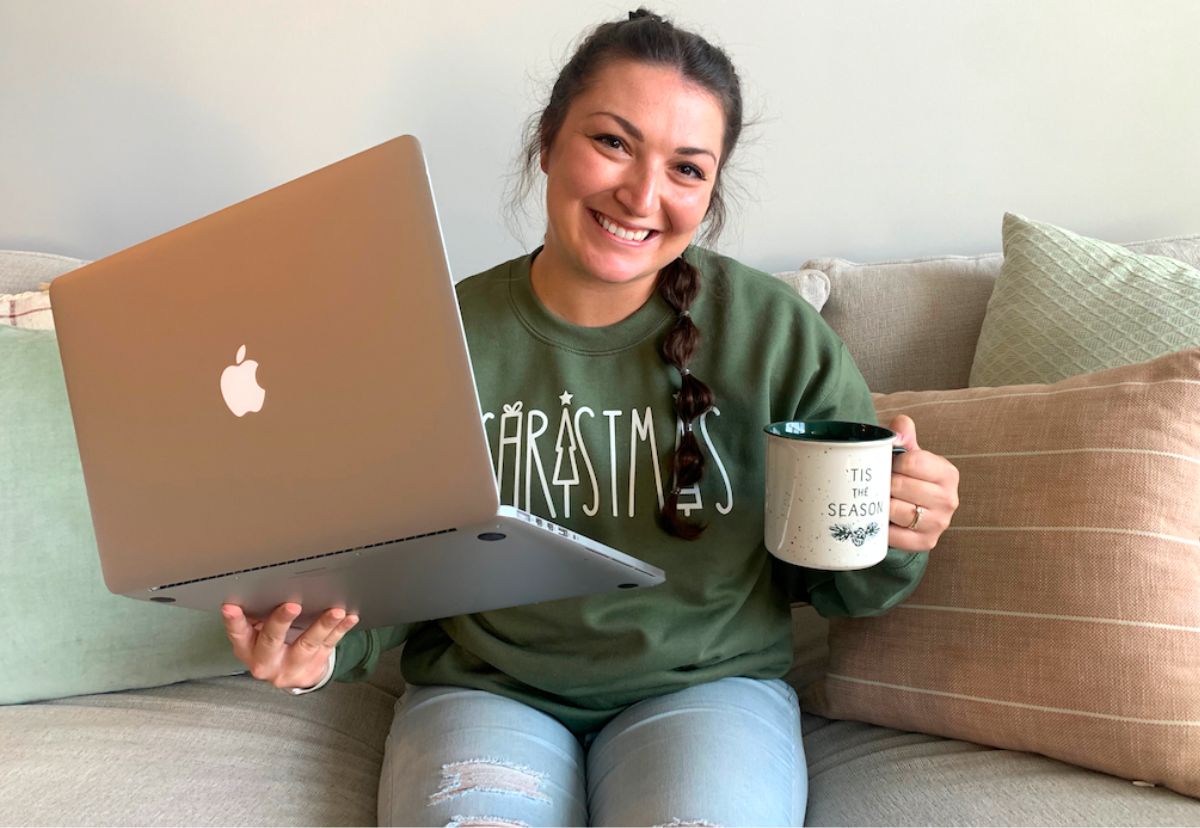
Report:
151,527,458,591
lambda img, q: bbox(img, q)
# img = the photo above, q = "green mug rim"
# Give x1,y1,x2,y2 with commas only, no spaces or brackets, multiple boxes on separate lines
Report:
764,419,900,446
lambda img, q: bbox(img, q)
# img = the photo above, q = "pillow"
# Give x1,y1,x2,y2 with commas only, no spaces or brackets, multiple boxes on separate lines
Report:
0,326,245,705
1,289,54,330
802,348,1200,798
0,249,86,294
969,213,1200,387
771,267,830,312
808,252,1003,393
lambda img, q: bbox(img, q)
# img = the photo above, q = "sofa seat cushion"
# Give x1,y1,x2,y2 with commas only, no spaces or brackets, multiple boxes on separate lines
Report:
801,713,1200,827
0,674,400,826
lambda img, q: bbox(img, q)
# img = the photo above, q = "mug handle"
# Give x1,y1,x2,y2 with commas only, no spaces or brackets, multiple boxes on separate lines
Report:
892,446,908,455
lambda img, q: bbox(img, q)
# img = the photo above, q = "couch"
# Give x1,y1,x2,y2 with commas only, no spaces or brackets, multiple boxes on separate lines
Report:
2,224,1198,826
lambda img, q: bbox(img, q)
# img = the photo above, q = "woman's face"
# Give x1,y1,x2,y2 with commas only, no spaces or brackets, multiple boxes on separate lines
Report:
539,59,726,292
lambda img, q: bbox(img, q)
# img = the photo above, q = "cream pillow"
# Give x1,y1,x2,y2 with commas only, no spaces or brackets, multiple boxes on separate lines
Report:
969,213,1200,386
803,348,1200,798
0,289,54,330
771,267,830,312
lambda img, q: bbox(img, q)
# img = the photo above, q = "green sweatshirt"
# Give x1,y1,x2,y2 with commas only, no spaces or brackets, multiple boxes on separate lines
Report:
332,247,927,734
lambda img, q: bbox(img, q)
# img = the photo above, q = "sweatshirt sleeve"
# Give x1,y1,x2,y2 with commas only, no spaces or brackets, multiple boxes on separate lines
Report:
331,623,416,682
784,340,929,618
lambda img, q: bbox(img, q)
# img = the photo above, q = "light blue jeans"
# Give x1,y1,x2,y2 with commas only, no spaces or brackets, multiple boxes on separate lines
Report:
377,677,806,826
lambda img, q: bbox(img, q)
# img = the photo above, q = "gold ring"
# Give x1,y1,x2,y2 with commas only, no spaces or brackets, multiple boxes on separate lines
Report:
906,505,926,530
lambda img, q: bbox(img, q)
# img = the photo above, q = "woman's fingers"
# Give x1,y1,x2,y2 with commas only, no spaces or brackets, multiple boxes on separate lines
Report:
221,603,256,664
280,610,360,687
253,602,301,661
892,446,956,490
890,473,950,518
223,602,357,689
288,608,347,659
325,613,360,647
888,445,961,552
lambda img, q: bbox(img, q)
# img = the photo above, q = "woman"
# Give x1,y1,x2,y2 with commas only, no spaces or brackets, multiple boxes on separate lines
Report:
223,9,960,825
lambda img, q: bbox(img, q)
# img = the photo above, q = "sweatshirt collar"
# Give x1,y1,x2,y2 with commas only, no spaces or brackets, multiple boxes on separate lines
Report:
506,248,675,355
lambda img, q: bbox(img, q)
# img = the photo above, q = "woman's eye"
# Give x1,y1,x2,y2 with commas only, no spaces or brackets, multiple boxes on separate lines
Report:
678,163,706,180
593,134,625,151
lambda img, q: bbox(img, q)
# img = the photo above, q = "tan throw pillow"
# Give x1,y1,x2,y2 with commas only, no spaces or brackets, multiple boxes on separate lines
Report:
802,348,1200,798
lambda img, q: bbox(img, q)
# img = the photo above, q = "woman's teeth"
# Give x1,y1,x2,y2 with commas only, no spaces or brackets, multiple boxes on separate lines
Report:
594,211,651,242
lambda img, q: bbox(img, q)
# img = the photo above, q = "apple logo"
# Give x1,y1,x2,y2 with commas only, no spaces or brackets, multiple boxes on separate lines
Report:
220,344,266,417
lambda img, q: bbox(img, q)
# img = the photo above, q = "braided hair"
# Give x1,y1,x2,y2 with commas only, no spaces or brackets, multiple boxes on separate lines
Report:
513,9,744,539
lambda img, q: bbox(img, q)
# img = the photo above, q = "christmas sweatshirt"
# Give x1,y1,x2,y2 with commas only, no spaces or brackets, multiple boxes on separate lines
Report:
330,247,928,734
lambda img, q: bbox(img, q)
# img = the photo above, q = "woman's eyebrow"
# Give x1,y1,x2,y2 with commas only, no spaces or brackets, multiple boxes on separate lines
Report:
590,111,717,163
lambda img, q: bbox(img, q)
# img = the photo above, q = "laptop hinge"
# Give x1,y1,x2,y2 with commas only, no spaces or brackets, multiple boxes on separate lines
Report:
151,526,458,591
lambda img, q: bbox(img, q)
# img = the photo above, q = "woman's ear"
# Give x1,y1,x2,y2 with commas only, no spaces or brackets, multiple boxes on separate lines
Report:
539,142,551,174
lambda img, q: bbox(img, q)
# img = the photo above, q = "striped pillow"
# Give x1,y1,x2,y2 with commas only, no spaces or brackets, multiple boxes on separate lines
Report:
1,289,54,330
802,347,1200,798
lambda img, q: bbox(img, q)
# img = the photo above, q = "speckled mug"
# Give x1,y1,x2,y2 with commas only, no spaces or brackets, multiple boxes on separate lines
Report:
764,420,905,570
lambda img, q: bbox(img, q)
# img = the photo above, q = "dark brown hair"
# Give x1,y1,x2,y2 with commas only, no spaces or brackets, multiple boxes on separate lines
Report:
516,8,744,539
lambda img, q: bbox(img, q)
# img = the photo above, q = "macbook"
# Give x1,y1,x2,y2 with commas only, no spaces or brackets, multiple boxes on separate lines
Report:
49,135,666,630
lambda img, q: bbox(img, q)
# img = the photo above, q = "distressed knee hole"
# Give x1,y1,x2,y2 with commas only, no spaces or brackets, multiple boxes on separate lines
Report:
445,817,530,828
655,820,720,827
429,758,552,806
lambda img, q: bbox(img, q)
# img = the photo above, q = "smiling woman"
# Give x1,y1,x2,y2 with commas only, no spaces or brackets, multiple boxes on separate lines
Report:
222,8,962,827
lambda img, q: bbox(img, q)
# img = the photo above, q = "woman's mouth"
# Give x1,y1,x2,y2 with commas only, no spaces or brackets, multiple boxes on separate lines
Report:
591,210,657,243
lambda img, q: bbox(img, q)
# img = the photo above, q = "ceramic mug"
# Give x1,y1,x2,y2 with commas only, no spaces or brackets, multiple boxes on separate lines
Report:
763,420,906,570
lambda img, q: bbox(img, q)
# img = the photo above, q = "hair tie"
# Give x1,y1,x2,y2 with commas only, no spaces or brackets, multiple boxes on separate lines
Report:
683,421,694,433
679,309,691,318
680,367,691,376
628,9,665,23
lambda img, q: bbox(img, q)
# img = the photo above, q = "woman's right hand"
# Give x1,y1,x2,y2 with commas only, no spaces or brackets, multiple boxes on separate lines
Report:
221,602,359,690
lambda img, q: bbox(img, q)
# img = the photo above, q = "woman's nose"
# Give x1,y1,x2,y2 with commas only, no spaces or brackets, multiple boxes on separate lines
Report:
614,165,658,217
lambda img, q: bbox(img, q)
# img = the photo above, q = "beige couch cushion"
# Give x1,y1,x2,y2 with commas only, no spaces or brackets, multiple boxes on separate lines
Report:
803,348,1200,799
0,673,399,826
803,713,1200,826
806,232,1200,393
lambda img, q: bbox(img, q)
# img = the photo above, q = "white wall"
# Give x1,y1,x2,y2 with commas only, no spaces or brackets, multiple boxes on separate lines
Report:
2,0,1198,278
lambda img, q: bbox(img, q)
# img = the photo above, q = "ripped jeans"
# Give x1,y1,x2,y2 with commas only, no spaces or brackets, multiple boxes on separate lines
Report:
377,677,806,827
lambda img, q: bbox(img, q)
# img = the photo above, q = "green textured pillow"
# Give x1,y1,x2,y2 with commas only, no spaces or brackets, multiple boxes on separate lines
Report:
969,213,1200,387
0,326,244,705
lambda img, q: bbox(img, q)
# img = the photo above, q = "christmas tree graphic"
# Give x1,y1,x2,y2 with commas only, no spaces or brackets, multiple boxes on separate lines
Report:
551,391,581,518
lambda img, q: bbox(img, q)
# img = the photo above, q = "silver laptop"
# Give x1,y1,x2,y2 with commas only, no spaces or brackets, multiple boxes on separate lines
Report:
49,135,665,630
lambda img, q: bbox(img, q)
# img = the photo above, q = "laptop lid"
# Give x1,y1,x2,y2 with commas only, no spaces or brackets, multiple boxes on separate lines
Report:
50,135,502,595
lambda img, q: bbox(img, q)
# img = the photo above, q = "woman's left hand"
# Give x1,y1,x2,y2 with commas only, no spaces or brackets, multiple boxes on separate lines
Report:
886,414,960,552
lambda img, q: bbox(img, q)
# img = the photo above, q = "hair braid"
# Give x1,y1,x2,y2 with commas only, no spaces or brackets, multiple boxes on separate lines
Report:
657,255,714,540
